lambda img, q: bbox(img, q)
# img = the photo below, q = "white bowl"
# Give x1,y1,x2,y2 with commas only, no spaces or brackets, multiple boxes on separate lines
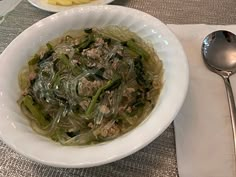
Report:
0,5,189,168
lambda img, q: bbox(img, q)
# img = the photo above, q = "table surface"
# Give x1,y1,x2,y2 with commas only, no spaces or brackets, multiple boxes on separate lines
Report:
1,0,236,177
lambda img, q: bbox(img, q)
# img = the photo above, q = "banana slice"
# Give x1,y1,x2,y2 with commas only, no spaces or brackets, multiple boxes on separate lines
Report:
48,0,57,5
47,0,93,6
56,0,73,6
72,0,91,4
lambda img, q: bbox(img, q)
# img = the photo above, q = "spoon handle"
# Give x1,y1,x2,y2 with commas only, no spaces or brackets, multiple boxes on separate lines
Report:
223,77,236,156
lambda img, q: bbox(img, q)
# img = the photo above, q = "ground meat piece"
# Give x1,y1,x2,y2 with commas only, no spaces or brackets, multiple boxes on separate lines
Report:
100,129,108,137
94,38,110,51
126,106,132,113
71,60,79,64
116,50,123,56
126,87,135,93
82,48,103,60
73,38,80,46
122,87,136,103
118,105,127,113
78,77,104,96
86,60,97,68
100,123,120,138
29,72,36,81
118,87,136,114
79,99,90,111
111,59,120,70
94,38,105,47
99,105,110,114
106,91,114,106
21,89,28,96
88,122,94,129
113,45,124,55
153,78,162,89
103,69,113,79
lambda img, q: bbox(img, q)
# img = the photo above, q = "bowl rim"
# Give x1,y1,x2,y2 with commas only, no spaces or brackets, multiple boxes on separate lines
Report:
0,5,189,168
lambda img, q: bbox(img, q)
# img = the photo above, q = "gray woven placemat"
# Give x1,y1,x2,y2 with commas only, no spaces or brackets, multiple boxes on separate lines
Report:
1,0,236,177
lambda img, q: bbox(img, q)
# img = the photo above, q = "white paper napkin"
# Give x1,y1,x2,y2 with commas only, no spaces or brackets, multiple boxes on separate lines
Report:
169,24,236,177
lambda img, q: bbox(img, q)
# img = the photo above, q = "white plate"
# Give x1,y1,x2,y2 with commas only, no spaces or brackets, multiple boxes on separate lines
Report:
0,5,189,168
0,0,22,16
28,0,114,12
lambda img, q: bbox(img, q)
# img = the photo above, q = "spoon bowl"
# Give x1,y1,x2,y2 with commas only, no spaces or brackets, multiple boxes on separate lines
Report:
202,30,236,159
202,30,236,75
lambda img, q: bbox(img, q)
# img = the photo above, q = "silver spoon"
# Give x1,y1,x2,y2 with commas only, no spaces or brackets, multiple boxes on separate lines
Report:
202,30,236,157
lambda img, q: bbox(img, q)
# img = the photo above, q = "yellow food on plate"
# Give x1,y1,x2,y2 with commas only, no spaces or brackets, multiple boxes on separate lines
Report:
48,0,57,5
47,0,94,6
72,0,92,3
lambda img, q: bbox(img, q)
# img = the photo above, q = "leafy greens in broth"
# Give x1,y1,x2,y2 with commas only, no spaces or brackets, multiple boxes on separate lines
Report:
18,26,163,145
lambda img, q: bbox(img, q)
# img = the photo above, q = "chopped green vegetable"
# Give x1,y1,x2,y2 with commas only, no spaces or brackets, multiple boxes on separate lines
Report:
84,28,93,34
86,76,121,116
18,68,30,90
28,54,40,65
58,54,81,75
74,35,94,52
125,39,149,60
22,95,48,127
134,56,152,90
40,43,54,61
59,54,70,67
95,68,105,79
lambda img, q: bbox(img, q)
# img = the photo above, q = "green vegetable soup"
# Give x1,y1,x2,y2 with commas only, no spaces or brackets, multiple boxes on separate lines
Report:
18,26,163,145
